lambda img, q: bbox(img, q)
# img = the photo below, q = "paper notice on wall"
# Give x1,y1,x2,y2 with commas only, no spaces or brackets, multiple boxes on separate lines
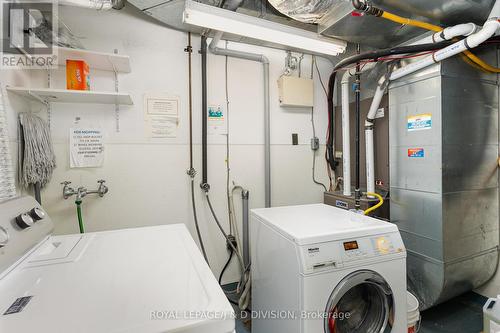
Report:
208,105,226,135
70,128,104,168
144,94,180,138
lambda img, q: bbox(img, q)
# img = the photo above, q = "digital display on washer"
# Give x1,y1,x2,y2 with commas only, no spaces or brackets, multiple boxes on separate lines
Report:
343,241,359,251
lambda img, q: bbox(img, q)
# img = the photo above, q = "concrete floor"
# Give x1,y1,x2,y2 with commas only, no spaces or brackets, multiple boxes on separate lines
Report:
420,292,485,333
230,292,487,333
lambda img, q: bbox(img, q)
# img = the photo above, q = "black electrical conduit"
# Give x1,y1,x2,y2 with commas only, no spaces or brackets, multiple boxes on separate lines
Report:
325,40,454,183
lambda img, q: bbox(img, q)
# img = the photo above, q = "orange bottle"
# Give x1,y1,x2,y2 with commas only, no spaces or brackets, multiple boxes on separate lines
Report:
66,60,90,90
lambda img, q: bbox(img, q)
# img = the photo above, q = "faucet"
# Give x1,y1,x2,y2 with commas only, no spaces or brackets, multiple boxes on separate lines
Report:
97,180,108,197
61,180,109,200
61,181,76,199
75,187,87,202
61,180,109,234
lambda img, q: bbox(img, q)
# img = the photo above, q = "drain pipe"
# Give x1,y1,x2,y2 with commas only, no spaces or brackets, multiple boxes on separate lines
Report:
364,4,500,194
354,45,361,210
208,32,271,207
242,190,250,268
201,36,209,191
340,71,351,197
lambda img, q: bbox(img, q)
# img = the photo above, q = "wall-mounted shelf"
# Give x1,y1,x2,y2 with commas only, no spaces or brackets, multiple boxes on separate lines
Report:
6,87,134,105
54,47,131,73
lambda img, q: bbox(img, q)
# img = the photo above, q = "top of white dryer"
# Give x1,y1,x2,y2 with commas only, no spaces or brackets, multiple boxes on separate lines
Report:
0,223,234,333
251,204,398,245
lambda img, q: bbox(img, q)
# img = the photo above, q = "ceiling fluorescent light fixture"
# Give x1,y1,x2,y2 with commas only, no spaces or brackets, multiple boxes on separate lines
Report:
183,0,346,56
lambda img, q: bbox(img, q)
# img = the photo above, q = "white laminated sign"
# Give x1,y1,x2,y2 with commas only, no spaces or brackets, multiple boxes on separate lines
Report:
70,128,104,168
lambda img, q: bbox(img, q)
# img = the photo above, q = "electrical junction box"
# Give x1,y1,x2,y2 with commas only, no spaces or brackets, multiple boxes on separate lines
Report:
277,76,314,107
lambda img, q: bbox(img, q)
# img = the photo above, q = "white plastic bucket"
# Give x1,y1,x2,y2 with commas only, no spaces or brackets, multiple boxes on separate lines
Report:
407,292,421,333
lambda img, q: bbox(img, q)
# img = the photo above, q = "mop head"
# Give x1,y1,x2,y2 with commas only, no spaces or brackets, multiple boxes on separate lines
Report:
18,113,56,188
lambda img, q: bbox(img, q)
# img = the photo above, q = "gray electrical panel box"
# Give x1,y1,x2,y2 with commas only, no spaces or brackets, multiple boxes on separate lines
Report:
389,49,499,310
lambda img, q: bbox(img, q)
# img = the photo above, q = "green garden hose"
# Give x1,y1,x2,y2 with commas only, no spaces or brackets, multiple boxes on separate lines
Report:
76,200,85,234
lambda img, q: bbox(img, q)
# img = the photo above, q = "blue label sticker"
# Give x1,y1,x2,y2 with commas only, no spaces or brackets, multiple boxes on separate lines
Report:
407,113,432,131
408,148,425,158
335,200,349,210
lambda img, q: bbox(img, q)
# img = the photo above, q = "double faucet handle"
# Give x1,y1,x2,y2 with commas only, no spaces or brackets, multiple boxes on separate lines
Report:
61,180,109,200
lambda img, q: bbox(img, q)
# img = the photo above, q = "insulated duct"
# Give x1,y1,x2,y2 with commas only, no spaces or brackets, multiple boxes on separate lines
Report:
57,0,123,10
267,0,336,23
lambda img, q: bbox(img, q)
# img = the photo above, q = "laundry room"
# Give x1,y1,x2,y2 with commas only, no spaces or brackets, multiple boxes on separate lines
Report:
1,0,500,332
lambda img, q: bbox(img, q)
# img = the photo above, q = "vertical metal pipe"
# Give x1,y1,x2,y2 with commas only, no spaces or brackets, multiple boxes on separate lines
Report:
187,33,194,171
201,35,208,187
242,189,250,268
263,63,271,208
354,44,361,209
34,182,42,204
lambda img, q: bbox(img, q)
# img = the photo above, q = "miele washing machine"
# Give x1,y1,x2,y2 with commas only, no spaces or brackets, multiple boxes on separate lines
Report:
251,204,407,333
0,196,235,333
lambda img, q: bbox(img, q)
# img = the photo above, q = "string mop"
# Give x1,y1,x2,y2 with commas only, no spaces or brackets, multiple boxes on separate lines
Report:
18,113,56,189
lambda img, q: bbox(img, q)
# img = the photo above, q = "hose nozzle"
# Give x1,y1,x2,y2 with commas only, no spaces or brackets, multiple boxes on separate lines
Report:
352,0,384,16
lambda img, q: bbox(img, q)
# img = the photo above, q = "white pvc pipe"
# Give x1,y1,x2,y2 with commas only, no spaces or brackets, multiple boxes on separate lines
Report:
365,127,375,196
364,4,500,196
365,79,385,198
341,71,351,196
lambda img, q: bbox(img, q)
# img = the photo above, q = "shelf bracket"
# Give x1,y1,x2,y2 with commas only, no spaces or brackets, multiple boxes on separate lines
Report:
46,66,52,128
111,51,120,133
27,91,51,120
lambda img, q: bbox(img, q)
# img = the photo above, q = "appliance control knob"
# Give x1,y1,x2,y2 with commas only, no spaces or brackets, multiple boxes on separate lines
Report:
30,207,46,221
16,213,34,229
0,226,9,248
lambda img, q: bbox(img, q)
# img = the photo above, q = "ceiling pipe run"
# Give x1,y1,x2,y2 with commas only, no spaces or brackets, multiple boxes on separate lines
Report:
208,32,272,208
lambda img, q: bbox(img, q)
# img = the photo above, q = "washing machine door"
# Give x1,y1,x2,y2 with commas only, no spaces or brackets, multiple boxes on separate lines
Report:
324,270,394,333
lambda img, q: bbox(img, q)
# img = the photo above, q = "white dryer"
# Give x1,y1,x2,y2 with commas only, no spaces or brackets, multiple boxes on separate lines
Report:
251,204,407,333
0,196,235,333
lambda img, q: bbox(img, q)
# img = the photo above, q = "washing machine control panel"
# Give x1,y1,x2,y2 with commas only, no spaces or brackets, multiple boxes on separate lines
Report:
0,197,54,276
299,232,405,274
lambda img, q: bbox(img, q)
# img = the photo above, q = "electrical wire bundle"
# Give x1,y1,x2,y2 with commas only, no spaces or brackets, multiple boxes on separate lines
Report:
18,112,56,189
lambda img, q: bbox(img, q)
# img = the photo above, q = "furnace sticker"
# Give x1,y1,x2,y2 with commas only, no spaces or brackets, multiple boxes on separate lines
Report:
408,148,425,158
407,113,432,131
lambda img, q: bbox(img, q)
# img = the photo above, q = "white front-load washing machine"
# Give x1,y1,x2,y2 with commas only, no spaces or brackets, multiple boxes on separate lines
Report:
251,204,407,333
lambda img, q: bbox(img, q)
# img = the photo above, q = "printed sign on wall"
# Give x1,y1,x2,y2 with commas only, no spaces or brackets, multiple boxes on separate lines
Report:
208,105,226,135
407,113,432,131
144,93,180,138
70,128,104,168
